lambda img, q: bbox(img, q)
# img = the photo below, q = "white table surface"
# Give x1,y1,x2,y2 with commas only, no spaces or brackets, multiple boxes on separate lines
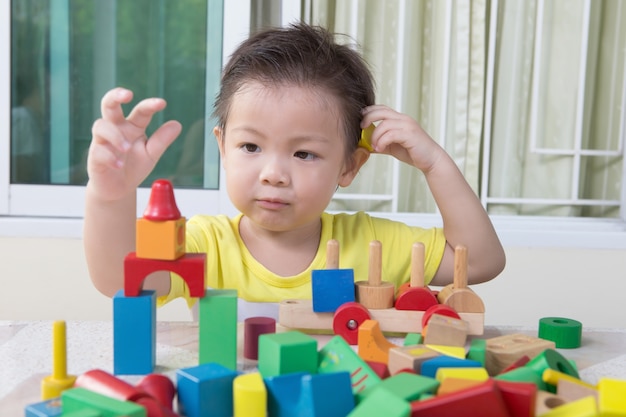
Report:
1,320,625,415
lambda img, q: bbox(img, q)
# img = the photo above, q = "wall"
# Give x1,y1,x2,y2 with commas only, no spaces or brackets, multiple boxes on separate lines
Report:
1,236,625,329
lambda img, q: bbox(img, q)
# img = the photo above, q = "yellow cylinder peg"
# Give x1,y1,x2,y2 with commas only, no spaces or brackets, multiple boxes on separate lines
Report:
41,321,77,400
234,372,267,417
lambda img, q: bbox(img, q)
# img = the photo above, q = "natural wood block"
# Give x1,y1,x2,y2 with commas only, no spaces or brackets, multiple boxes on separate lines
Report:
422,314,469,347
486,333,555,376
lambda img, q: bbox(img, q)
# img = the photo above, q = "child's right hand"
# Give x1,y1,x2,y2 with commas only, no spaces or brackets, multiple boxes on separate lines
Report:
87,87,182,201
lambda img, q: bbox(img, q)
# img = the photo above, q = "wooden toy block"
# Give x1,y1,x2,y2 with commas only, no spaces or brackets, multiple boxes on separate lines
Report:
409,379,510,417
421,304,461,328
113,290,156,375
539,395,598,417
437,377,484,395
198,289,237,369
349,387,411,417
436,245,485,313
257,330,318,378
535,390,567,416
422,314,469,347
265,371,355,417
318,336,381,395
355,240,395,309
424,344,466,359
557,378,598,403
61,387,146,417
387,345,441,375
360,372,440,403
243,316,276,360
366,360,390,379
467,338,486,366
25,398,62,417
233,373,266,417
176,362,239,417
597,377,626,416
358,123,376,152
395,243,438,311
493,380,537,417
403,333,423,346
41,321,77,400
357,319,398,364
136,217,186,261
543,369,595,392
312,269,355,313
124,252,206,298
76,369,177,413
278,299,484,335
485,333,556,376
419,356,483,379
312,239,356,313
501,355,531,374
495,366,548,391
525,349,580,384
435,367,489,383
58,409,102,417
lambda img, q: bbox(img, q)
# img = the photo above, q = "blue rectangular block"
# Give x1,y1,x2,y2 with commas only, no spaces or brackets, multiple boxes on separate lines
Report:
177,362,240,417
113,289,156,375
311,269,355,312
419,356,483,378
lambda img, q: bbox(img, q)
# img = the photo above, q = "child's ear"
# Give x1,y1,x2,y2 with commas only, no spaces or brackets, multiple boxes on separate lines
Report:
214,126,225,160
338,147,370,187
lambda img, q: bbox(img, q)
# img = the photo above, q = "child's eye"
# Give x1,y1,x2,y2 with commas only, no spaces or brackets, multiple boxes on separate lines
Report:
294,151,317,160
241,143,260,153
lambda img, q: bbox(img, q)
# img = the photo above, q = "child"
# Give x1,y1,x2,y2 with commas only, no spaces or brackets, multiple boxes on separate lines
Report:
84,23,505,319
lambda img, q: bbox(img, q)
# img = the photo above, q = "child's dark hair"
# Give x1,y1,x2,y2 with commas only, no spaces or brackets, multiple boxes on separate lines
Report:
213,22,375,155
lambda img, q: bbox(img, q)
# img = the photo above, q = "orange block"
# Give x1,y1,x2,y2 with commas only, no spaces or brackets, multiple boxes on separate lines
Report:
136,217,186,260
437,377,484,395
358,320,398,364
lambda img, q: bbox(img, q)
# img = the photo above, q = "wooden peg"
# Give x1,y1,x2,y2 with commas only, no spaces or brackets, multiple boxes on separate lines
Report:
436,246,485,313
395,243,438,311
355,241,395,309
326,239,340,270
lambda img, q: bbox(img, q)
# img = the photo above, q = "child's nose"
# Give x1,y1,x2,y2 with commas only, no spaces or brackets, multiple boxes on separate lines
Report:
259,157,289,186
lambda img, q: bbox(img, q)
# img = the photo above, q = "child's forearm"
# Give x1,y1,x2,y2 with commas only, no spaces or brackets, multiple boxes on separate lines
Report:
423,152,505,285
83,181,137,297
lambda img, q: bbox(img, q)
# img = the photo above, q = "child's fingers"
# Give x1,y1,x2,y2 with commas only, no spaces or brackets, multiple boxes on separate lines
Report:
88,139,124,172
100,88,134,124
145,120,182,162
126,97,168,131
91,118,131,153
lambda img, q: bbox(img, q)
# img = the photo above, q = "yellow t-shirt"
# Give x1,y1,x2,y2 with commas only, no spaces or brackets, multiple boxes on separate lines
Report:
158,211,445,308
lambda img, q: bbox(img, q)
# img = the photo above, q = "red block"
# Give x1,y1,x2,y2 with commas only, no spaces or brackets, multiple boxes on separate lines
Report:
410,379,509,417
395,287,439,311
124,252,206,297
366,360,390,379
495,380,536,417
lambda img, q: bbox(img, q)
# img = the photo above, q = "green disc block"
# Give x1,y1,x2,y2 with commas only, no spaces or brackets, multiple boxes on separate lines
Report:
538,317,582,349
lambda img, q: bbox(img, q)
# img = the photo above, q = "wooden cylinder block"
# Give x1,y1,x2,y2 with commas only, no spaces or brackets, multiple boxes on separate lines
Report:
355,241,395,309
437,245,485,313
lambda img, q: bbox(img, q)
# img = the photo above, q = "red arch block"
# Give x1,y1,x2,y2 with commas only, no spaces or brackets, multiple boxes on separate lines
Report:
124,252,206,298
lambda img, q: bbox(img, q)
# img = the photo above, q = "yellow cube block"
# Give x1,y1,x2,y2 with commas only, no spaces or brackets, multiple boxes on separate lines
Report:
598,377,626,416
435,367,489,383
136,217,186,260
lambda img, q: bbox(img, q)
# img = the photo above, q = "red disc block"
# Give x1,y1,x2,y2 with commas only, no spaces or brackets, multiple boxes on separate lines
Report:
244,317,276,360
332,302,371,345
421,304,461,328
394,287,439,311
143,179,181,220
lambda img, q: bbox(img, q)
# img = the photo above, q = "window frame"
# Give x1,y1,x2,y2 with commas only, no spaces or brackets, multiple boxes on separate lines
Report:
3,0,626,249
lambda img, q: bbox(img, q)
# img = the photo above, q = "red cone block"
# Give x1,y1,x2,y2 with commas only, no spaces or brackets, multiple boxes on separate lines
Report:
143,179,181,221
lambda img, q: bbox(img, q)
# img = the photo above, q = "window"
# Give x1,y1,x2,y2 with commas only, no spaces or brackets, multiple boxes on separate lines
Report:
3,0,626,248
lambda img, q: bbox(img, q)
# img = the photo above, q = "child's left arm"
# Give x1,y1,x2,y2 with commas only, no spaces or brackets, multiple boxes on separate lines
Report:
361,105,505,285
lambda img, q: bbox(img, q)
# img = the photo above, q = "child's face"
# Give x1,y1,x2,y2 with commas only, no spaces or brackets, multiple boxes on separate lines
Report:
215,82,360,233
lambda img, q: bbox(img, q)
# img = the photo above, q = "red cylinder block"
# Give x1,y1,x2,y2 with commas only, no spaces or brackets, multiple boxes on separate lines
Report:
243,317,276,360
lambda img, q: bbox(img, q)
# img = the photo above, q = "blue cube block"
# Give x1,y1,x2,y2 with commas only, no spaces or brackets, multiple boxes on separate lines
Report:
177,362,240,417
311,269,355,312
113,289,156,375
265,371,354,417
419,356,482,378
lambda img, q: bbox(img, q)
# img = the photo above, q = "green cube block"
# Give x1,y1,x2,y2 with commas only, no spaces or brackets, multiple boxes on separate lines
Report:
61,388,146,417
257,331,318,378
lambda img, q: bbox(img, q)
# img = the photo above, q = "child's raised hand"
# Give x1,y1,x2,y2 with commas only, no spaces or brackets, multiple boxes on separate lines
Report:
361,105,444,173
88,88,182,201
